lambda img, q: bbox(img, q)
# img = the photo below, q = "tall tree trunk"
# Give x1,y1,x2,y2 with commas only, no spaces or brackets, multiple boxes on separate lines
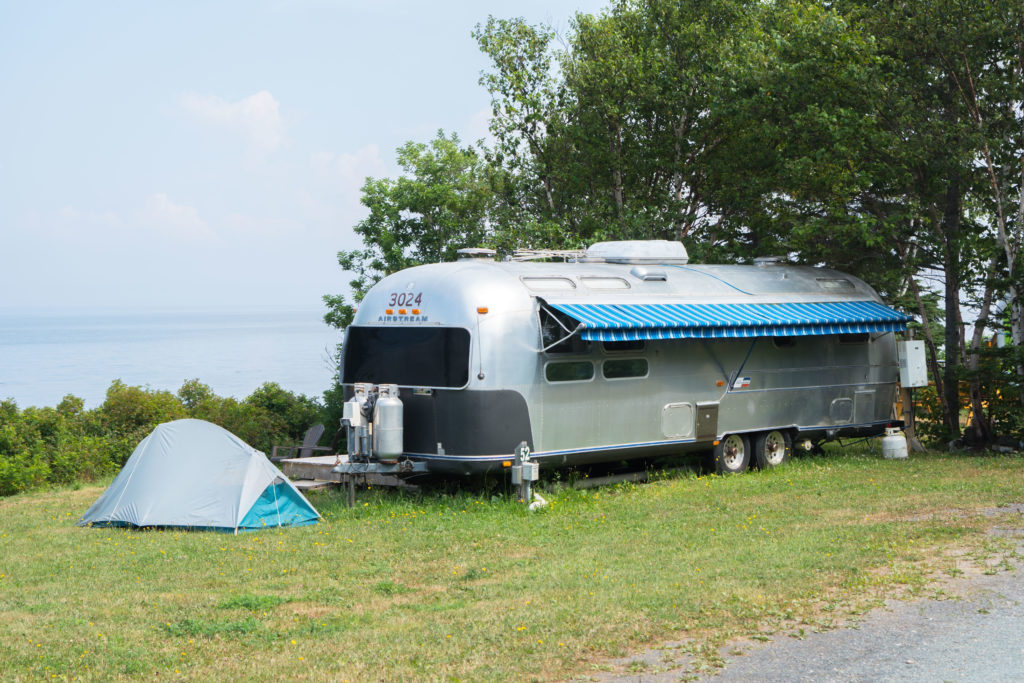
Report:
965,256,1002,445
944,36,1024,409
942,176,963,440
909,273,948,420
1016,30,1024,406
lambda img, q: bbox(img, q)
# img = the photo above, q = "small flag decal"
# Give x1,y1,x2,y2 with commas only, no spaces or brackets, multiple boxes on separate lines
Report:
733,377,751,389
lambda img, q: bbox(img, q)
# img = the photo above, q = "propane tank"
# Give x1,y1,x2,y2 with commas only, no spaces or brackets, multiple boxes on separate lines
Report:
372,384,404,462
342,383,373,460
881,427,908,459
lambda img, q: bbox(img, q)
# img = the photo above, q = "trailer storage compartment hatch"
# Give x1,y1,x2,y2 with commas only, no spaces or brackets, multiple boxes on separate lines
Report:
546,300,908,341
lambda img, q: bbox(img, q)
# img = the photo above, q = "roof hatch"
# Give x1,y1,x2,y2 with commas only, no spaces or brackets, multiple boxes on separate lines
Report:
584,240,688,265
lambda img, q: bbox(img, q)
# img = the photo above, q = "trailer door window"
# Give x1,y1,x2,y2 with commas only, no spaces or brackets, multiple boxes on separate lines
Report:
342,326,470,388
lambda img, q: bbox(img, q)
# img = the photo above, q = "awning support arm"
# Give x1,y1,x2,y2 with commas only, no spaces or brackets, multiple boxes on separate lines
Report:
538,300,585,353
542,323,584,353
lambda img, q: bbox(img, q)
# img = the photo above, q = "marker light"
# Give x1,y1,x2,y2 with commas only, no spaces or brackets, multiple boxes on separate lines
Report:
502,461,512,468
412,309,420,314
477,307,489,314
716,380,725,387
399,309,407,314
385,309,394,315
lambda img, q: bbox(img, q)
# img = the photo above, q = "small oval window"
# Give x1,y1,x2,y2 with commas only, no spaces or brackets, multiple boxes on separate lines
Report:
816,278,855,290
580,276,630,290
545,361,594,382
523,277,576,291
603,358,648,379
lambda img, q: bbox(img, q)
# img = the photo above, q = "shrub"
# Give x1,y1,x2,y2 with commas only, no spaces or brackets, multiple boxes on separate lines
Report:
100,380,188,438
0,378,325,497
245,382,321,442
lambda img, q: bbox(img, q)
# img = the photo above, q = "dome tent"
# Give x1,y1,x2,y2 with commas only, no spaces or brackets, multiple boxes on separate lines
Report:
78,419,320,532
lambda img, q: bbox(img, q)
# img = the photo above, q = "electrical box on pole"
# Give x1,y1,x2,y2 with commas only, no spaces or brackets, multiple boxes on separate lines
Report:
897,340,928,388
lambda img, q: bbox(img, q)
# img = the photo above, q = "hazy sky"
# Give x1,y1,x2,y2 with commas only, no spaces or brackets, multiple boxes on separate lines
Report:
0,0,606,311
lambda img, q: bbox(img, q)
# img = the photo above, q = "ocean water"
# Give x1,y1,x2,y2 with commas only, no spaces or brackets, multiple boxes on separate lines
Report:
0,307,342,409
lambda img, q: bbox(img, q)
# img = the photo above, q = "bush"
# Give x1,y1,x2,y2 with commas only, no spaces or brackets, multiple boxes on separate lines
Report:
245,382,321,442
0,379,324,497
100,380,188,439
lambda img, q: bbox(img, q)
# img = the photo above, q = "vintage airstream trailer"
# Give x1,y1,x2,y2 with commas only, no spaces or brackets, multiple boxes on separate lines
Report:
338,240,909,476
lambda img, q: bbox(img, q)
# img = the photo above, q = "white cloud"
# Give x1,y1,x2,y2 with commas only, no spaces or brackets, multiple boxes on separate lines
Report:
463,106,494,146
178,90,286,151
221,212,303,238
140,193,218,243
51,206,123,238
310,143,388,187
304,144,390,238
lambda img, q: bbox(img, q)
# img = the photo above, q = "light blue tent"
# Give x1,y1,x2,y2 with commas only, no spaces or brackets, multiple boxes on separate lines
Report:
78,419,320,532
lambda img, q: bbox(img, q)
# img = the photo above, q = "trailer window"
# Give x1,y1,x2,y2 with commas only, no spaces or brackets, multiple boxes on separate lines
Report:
580,276,630,290
602,358,648,379
816,278,855,290
545,361,594,382
342,326,470,388
523,277,576,291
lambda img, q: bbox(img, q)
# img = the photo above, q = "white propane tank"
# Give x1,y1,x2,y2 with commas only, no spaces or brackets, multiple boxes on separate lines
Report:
881,427,908,459
372,384,404,461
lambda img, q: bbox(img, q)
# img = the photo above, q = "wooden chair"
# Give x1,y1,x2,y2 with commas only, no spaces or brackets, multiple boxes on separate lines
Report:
270,424,331,462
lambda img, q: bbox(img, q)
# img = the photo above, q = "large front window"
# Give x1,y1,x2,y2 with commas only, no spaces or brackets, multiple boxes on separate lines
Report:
342,326,471,388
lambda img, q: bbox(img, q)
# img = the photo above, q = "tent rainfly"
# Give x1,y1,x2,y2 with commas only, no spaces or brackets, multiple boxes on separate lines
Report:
78,419,320,532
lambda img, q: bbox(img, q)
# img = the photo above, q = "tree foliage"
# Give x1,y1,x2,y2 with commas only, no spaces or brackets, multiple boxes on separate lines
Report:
323,131,497,330
0,381,323,497
326,0,1023,446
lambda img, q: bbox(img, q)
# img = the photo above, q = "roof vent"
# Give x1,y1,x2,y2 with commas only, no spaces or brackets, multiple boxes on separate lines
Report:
630,266,667,282
457,247,497,261
585,240,688,265
753,255,784,267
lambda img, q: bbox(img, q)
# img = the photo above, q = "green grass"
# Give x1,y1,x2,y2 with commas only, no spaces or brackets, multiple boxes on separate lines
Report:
1,447,1021,681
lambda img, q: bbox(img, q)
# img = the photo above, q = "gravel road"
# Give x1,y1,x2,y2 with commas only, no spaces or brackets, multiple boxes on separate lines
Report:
591,505,1024,683
706,551,1024,682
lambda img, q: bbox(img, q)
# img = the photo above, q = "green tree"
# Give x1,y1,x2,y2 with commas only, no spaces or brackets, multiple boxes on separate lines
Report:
323,131,497,330
322,0,1023,446
836,0,1024,442
475,3,761,253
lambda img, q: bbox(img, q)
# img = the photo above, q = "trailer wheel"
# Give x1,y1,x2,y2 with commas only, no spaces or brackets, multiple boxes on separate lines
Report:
754,430,791,469
713,434,750,474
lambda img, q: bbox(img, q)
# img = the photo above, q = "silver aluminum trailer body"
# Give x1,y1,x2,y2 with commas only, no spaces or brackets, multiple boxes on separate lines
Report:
340,252,904,475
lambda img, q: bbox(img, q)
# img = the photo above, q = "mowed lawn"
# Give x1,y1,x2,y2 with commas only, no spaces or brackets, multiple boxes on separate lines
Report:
1,449,1021,681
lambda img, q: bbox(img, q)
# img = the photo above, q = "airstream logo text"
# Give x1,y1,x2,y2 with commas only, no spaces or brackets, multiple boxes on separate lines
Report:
378,315,430,323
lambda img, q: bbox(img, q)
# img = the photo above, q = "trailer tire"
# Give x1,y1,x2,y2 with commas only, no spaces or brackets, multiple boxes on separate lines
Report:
713,434,750,474
754,430,791,469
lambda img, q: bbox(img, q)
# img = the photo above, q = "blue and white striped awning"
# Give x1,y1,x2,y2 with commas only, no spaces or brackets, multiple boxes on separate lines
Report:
547,300,909,342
